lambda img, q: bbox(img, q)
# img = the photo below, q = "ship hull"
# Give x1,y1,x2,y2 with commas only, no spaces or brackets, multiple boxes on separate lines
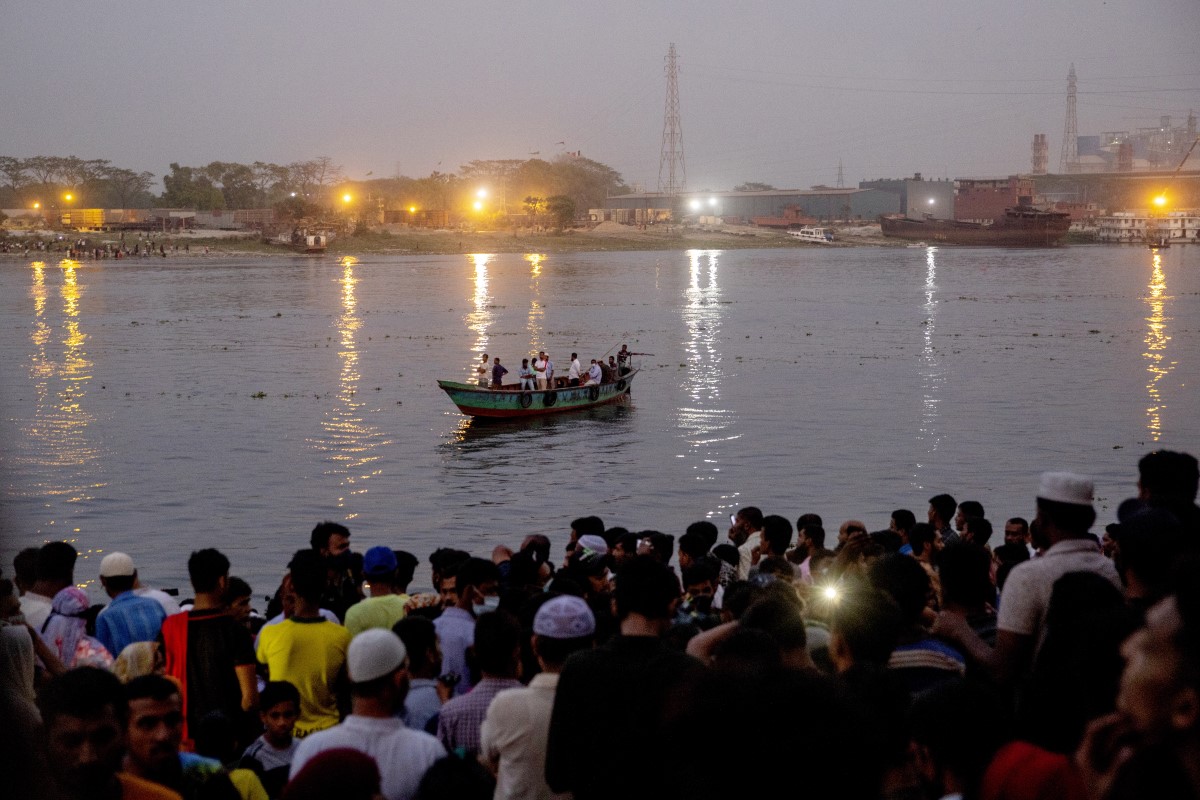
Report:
438,370,638,418
880,208,1071,247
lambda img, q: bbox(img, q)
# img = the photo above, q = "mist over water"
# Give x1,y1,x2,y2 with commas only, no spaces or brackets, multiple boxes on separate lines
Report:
2,246,1197,598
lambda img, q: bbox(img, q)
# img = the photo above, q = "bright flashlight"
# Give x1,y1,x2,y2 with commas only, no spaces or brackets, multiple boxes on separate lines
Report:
822,585,839,601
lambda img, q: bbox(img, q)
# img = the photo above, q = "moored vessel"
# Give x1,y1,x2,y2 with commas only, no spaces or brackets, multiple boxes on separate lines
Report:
880,207,1071,247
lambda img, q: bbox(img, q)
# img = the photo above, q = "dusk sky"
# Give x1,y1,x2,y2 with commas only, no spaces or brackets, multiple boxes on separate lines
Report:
3,0,1197,192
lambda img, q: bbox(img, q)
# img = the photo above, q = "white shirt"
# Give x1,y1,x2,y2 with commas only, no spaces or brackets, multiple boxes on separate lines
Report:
18,592,53,631
134,587,181,616
291,714,445,800
735,535,760,581
996,538,1120,651
587,364,602,384
480,673,568,800
568,359,581,380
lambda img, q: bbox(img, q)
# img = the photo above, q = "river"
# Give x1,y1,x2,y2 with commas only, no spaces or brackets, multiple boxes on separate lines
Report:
1,245,1196,598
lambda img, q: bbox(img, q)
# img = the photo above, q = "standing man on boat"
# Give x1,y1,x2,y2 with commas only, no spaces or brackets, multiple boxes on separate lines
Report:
476,353,490,388
568,353,582,387
534,352,548,391
544,353,556,389
518,359,535,390
490,357,508,389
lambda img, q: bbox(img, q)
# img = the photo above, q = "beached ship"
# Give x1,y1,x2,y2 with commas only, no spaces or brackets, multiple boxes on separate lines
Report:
265,227,329,253
787,226,835,244
879,207,1071,247
438,369,638,418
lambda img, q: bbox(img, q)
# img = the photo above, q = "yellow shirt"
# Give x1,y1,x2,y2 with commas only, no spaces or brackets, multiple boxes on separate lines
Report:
344,593,409,637
256,618,350,736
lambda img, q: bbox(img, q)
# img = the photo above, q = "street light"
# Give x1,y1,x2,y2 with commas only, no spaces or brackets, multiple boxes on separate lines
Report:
1153,195,1167,208
473,200,484,211
476,188,488,199
343,193,352,204
689,199,701,211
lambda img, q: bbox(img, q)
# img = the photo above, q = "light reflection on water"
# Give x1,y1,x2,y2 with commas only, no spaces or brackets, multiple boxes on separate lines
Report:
914,246,942,490
467,253,493,380
677,249,739,520
1143,251,1174,442
525,253,545,359
307,256,390,519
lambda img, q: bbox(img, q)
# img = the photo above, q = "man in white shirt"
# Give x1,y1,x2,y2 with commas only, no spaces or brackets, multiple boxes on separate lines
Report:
534,351,548,391
291,629,445,800
727,507,764,580
19,541,77,631
567,353,582,387
585,360,602,386
481,596,595,800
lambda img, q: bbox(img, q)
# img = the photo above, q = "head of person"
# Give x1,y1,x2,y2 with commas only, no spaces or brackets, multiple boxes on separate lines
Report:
838,520,867,547
569,516,605,548
36,540,78,591
455,557,502,618
890,509,917,539
493,357,500,364
414,754,496,800
928,494,957,528
310,521,351,559
123,674,184,776
611,531,641,569
757,556,797,583
908,522,941,560
869,554,932,629
961,517,994,548
687,520,720,550
939,543,994,611
1137,449,1200,504
362,546,398,589
258,681,300,747
729,506,764,546
393,616,441,680
644,531,675,565
39,667,128,797
473,610,523,679
98,552,139,599
677,530,711,572
112,642,163,683
829,583,903,672
429,548,470,599
909,678,1009,800
1034,472,1097,543
288,549,327,606
955,500,985,533
224,576,253,624
347,629,410,710
1003,517,1029,546
282,748,382,800
741,596,809,669
521,358,528,367
393,550,419,593
792,523,827,563
991,543,1031,592
760,515,793,557
187,547,230,598
13,547,39,596
1111,509,1190,610
613,556,681,625
481,352,488,361
682,559,720,608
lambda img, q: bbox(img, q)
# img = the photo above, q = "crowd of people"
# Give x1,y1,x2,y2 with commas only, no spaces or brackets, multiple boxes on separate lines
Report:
475,345,638,391
1,448,1198,800
0,235,200,258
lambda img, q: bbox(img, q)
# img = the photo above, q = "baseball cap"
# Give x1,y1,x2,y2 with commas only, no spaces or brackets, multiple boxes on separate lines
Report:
533,595,596,639
347,629,407,683
1036,472,1094,507
99,552,136,578
362,546,398,577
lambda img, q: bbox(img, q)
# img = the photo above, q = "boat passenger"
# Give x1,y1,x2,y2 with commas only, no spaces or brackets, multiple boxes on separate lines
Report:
568,353,582,387
545,354,556,388
518,359,535,390
608,356,619,377
490,357,508,390
585,360,602,386
534,352,549,391
476,354,489,388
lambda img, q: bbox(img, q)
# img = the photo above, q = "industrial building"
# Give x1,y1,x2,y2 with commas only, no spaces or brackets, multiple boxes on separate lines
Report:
602,186,900,225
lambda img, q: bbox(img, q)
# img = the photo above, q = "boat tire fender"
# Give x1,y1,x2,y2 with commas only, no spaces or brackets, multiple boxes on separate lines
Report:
587,385,600,401
519,392,533,409
543,390,557,407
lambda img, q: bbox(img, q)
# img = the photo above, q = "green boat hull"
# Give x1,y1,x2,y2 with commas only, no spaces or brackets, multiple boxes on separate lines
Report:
437,370,638,418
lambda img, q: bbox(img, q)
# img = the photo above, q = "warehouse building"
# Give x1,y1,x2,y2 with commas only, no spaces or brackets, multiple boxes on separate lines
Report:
602,186,900,225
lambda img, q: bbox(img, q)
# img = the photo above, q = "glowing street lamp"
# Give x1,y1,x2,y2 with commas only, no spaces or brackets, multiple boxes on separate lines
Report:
1153,195,1167,208
342,193,352,204
64,193,74,203
476,188,488,199
409,206,417,214
689,199,701,212
708,197,718,207
33,202,40,210
473,200,484,211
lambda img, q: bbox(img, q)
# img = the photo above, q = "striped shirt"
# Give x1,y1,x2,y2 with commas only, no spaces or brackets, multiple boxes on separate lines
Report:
96,591,167,658
437,677,523,757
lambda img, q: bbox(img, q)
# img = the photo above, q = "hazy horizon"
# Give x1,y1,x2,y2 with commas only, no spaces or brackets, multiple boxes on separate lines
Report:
2,0,1197,192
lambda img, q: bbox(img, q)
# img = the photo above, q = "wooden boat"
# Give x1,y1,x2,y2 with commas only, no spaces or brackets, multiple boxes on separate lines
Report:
438,369,639,418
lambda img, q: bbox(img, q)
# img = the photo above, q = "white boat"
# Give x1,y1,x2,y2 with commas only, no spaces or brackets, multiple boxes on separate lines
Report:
906,241,928,248
787,226,834,244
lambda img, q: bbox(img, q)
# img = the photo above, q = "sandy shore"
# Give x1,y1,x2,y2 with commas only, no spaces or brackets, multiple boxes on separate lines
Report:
1,221,903,259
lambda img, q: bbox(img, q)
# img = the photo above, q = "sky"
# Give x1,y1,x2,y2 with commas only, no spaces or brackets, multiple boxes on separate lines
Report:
2,0,1197,193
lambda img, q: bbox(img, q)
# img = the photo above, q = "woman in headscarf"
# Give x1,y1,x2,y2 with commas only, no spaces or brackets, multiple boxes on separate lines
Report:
112,640,163,683
40,586,112,669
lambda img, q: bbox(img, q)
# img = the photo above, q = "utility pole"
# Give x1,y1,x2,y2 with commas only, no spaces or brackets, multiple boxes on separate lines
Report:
658,43,686,216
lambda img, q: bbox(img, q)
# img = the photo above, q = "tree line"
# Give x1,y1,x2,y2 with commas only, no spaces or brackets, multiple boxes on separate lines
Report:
0,153,630,224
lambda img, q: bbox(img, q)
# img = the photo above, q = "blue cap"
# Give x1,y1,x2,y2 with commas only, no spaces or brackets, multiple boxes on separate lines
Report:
363,546,398,576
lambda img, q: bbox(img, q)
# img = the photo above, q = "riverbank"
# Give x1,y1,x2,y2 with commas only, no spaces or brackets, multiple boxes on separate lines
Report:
1,221,903,258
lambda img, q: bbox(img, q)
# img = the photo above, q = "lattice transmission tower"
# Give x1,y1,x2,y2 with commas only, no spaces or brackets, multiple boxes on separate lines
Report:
1059,64,1078,173
658,43,687,202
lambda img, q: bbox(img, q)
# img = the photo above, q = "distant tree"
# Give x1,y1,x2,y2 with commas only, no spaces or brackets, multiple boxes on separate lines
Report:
523,195,546,226
734,181,775,192
100,167,155,207
546,194,576,229
274,194,322,223
24,156,66,186
0,157,29,194
162,163,225,210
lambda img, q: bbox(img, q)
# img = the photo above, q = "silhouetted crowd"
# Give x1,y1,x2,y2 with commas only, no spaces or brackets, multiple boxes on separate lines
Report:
2,448,1198,800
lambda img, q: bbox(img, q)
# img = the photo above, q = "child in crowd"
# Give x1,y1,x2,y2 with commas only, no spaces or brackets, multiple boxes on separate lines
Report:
241,681,302,799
